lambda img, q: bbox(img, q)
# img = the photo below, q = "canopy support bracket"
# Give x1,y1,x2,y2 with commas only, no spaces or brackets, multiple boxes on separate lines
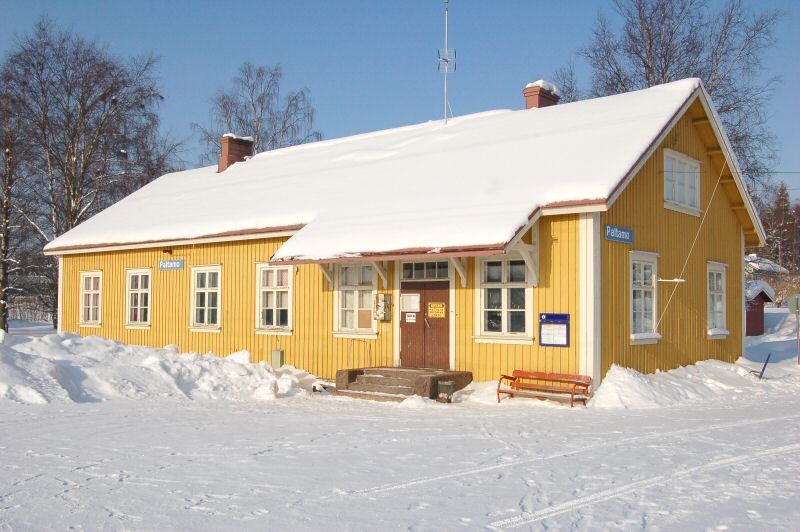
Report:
320,263,334,289
371,261,389,288
450,257,468,288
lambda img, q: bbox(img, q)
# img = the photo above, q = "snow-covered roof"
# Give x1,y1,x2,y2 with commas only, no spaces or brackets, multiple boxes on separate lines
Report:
47,78,744,261
746,279,776,302
745,254,789,275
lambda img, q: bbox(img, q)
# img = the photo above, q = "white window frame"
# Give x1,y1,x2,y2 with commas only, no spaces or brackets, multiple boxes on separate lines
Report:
630,251,661,345
125,268,152,328
255,263,294,336
79,270,102,327
190,265,222,332
664,149,701,216
474,256,534,345
333,264,377,338
400,260,450,281
707,261,729,339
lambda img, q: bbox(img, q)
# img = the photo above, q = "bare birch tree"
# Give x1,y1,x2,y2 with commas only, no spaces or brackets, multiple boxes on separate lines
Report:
194,62,322,164
1,18,180,327
572,0,781,193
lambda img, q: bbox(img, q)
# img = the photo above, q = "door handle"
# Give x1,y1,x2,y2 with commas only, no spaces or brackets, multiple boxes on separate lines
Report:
424,317,431,328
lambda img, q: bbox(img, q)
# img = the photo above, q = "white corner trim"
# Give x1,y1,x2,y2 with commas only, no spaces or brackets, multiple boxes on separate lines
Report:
393,262,401,367
449,263,456,371
57,256,63,333
579,212,602,385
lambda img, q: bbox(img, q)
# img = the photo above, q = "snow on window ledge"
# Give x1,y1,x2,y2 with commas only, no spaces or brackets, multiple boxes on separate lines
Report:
664,201,701,217
334,332,378,340
707,328,730,339
630,332,662,345
474,335,534,345
256,328,293,337
190,327,221,334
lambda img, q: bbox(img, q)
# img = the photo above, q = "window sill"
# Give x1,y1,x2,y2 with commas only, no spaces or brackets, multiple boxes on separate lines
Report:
474,335,534,345
707,328,730,340
190,327,221,334
664,201,701,217
79,323,102,328
630,332,662,345
256,328,293,336
334,332,378,340
125,324,151,330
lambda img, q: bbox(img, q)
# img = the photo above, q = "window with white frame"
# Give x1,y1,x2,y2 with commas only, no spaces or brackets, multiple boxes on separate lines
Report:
707,262,727,335
79,271,102,325
336,265,375,332
126,269,151,326
630,252,659,341
257,264,293,331
192,266,221,328
401,261,449,280
664,149,700,212
478,258,530,336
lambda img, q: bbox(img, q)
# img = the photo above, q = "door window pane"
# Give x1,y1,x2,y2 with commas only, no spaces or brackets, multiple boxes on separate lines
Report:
484,261,502,283
508,261,526,282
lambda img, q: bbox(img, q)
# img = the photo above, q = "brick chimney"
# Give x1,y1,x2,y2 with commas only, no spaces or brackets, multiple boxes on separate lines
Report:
218,133,254,172
523,80,560,109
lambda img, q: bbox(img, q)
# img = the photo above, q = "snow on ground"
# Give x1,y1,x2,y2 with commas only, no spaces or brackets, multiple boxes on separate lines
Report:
0,312,798,530
7,319,55,338
0,330,319,404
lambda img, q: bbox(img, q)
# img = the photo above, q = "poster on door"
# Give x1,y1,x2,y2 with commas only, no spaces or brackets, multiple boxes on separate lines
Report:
428,302,446,318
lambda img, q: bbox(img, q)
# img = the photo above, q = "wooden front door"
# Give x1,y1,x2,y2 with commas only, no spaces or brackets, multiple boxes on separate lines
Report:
400,281,449,369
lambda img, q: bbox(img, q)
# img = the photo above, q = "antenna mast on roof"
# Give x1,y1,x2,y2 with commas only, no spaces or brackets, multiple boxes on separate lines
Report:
438,0,456,124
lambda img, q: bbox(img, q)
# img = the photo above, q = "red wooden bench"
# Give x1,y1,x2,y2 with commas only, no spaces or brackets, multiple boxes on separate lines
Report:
497,370,592,407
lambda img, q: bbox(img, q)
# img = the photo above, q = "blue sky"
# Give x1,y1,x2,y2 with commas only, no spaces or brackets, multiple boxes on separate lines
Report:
2,0,798,198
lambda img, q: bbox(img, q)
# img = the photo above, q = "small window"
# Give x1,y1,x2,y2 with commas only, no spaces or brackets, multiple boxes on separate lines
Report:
79,271,102,325
337,265,375,332
478,258,530,336
192,266,221,329
126,269,151,326
257,265,293,332
401,261,449,280
664,149,701,213
707,262,728,336
630,252,660,344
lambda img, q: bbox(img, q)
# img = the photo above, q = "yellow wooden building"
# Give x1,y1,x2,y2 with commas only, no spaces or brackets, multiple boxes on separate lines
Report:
45,78,764,387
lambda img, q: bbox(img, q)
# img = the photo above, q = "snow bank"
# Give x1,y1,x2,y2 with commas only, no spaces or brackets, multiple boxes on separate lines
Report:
0,332,320,405
591,358,800,410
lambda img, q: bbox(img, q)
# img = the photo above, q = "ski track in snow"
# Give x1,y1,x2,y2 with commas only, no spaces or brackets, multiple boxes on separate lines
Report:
351,413,800,496
489,442,800,529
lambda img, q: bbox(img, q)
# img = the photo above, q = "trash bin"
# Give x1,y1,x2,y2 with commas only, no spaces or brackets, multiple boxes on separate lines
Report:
437,380,455,403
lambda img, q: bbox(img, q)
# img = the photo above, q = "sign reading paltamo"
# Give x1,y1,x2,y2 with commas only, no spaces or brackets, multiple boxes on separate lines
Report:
605,224,634,244
159,259,185,271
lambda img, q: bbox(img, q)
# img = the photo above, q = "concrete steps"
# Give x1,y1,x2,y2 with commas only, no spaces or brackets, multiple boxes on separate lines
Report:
346,382,414,396
335,367,474,402
332,389,407,403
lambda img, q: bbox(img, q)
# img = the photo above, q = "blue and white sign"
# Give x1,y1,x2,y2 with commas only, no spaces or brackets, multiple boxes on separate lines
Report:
540,313,570,347
159,259,185,271
605,224,634,244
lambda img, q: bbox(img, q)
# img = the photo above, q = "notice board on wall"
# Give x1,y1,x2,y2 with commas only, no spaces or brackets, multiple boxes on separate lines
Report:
540,313,570,347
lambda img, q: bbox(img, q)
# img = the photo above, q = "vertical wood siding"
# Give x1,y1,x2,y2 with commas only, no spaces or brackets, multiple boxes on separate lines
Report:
454,215,581,381
600,102,744,375
62,238,394,380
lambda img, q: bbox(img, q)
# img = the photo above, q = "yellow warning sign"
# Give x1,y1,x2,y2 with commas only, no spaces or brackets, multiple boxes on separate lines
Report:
428,302,446,318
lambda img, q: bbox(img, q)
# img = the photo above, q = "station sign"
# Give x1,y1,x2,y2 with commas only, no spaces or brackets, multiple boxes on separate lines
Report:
605,224,634,244
159,259,185,271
